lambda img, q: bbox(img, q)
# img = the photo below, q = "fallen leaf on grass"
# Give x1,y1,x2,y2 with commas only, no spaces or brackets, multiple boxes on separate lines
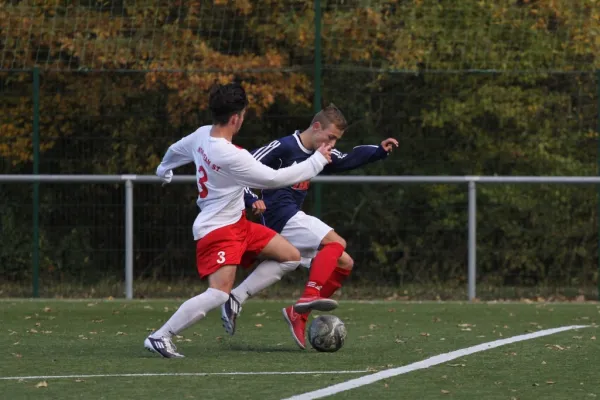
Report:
255,312,266,317
591,336,596,341
92,319,104,323
116,332,127,336
29,329,38,334
384,383,389,388
43,307,52,313
369,324,377,330
546,381,555,385
255,324,263,328
545,344,566,351
24,316,32,320
542,361,547,365
420,332,430,337
449,363,466,367
12,353,22,358
441,390,450,394
75,379,85,383
35,381,48,388
143,306,153,310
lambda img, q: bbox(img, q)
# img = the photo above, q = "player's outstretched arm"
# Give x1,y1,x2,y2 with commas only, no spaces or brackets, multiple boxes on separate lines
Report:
155,134,196,183
226,144,332,189
323,137,398,174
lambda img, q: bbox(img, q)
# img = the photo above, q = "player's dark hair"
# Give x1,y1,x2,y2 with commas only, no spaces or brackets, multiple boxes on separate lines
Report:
311,103,348,131
209,82,249,126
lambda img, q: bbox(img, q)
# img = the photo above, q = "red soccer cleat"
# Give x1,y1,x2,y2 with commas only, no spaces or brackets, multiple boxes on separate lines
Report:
282,306,308,350
293,295,338,314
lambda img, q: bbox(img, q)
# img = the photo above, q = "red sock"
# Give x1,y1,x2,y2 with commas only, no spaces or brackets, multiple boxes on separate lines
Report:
302,242,345,297
320,266,351,298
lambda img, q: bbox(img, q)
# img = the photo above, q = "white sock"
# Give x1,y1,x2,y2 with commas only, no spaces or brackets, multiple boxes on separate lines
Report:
151,288,229,338
300,257,313,269
231,260,299,304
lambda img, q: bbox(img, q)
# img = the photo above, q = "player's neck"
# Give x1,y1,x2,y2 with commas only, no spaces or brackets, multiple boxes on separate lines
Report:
297,129,315,151
210,125,234,142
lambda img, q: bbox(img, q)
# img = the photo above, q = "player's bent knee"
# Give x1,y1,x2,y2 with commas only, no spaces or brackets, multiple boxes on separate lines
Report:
338,252,354,271
322,231,347,250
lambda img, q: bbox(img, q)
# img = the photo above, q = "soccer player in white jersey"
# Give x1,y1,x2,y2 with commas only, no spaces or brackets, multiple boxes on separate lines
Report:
143,82,335,358
221,104,398,349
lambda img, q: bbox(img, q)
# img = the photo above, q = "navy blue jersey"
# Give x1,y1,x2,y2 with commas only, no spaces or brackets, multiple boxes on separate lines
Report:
244,131,389,233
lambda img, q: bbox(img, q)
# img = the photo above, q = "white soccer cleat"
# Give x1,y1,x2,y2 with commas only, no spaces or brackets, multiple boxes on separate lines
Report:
144,336,185,358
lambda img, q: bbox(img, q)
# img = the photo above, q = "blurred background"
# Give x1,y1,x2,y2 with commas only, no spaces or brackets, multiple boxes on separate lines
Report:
1,0,599,300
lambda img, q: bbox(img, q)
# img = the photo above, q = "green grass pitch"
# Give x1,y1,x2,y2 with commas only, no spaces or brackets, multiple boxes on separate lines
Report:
1,299,598,399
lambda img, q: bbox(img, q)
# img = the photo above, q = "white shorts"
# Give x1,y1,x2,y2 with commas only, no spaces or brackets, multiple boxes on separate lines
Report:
280,211,333,259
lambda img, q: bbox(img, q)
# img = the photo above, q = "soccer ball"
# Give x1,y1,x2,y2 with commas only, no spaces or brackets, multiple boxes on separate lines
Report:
308,315,347,352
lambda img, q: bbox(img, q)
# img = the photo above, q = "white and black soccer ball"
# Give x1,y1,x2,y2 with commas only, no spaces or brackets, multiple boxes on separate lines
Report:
308,315,347,352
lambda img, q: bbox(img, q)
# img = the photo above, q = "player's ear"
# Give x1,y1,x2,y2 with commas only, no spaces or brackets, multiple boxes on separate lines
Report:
311,121,322,132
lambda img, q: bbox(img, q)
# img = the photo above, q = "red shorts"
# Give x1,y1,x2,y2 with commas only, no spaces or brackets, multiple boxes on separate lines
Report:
195,212,277,278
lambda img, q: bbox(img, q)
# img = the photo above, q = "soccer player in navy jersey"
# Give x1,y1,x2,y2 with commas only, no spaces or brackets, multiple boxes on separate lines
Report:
221,103,398,349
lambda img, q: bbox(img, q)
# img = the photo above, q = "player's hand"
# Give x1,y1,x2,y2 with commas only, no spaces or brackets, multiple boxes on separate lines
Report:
161,170,174,186
252,200,267,215
317,143,333,163
381,138,399,153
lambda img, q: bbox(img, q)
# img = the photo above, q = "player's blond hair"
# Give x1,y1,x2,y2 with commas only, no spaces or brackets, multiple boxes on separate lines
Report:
311,103,348,132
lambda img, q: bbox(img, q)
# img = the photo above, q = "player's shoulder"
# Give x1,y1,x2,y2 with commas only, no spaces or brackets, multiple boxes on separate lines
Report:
209,138,248,162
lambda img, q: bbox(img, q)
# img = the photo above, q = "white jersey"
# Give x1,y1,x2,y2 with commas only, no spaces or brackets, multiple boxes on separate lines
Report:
156,125,329,240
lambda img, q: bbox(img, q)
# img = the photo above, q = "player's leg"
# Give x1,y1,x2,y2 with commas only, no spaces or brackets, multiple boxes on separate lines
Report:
293,220,345,314
145,225,242,358
144,266,234,358
222,224,301,335
319,232,354,298
271,213,341,348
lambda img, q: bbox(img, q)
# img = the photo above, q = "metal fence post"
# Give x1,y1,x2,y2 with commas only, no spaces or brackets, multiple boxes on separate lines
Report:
125,180,134,299
468,180,477,301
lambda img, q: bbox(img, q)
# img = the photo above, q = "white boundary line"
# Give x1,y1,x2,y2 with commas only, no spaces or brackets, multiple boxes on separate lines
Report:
0,371,368,381
283,325,591,400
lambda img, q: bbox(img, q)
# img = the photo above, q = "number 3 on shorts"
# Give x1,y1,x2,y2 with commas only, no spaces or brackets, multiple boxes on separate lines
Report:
216,251,226,264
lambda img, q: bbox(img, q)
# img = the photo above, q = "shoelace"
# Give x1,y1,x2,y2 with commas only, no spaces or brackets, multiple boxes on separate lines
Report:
164,338,178,353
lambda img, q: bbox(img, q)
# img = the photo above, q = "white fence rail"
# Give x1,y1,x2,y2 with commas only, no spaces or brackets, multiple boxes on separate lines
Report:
2,174,600,300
